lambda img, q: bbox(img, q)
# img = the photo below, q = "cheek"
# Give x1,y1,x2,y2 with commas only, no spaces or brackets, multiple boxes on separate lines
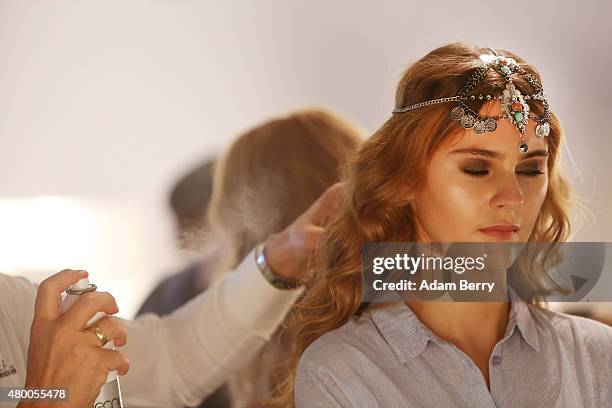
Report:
519,176,549,233
431,161,488,214
416,165,484,239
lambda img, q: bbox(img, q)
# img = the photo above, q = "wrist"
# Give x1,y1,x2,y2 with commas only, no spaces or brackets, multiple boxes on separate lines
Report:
255,241,300,290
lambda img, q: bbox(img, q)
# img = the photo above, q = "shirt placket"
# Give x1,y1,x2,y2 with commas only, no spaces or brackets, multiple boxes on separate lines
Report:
488,341,507,407
445,342,498,408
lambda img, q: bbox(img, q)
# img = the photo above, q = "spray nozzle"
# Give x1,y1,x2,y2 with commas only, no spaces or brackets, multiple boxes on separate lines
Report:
66,275,96,295
72,277,91,291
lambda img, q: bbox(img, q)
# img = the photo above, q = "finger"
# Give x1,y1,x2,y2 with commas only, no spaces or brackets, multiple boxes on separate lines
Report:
85,316,127,347
62,291,119,329
35,270,89,321
307,182,345,226
100,349,130,376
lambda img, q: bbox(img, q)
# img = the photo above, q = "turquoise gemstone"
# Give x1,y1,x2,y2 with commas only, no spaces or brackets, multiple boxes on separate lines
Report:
501,65,511,74
514,112,524,123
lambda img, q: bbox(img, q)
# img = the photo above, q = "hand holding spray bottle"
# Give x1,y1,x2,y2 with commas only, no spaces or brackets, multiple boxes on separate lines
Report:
61,276,124,408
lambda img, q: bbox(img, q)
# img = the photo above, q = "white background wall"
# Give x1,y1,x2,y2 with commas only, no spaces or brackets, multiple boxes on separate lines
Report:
1,0,611,317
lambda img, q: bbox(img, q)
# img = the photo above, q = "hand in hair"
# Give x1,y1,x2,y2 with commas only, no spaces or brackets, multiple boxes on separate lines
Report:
264,182,344,282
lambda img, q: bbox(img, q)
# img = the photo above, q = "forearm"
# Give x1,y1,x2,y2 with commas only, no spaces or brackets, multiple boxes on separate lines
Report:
120,250,303,408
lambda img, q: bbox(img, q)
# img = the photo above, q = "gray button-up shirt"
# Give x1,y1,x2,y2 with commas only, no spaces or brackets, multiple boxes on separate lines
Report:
295,299,612,407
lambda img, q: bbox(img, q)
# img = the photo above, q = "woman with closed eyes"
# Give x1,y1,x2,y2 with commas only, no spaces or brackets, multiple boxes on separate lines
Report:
269,42,612,408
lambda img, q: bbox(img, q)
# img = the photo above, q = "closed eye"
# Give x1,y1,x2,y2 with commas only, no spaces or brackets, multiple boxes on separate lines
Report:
463,169,545,178
463,169,488,177
517,170,545,177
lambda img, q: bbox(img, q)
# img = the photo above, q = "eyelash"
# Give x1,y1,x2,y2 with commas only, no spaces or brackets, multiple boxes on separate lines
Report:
463,169,545,178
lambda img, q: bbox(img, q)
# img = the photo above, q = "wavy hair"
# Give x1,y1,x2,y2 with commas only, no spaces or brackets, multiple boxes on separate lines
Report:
270,42,577,407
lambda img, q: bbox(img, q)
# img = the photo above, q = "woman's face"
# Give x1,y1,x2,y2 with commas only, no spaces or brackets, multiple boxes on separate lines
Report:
411,102,550,243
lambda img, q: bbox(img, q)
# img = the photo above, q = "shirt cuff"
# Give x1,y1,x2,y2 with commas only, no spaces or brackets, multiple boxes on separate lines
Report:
220,248,304,339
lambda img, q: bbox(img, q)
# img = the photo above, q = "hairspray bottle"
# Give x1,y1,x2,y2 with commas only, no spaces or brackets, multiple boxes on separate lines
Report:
61,276,124,408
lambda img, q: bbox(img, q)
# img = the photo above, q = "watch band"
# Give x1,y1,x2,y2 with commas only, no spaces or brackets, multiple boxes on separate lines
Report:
254,242,301,290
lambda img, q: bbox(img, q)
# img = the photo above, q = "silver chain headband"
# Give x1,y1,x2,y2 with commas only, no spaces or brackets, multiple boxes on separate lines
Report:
392,50,551,153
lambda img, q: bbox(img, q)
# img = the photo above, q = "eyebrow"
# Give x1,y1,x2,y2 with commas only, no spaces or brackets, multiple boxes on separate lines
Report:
449,148,550,160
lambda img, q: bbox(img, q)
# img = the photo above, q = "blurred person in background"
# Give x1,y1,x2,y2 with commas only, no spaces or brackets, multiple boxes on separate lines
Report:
205,107,365,407
138,158,221,317
169,159,217,250
137,158,232,407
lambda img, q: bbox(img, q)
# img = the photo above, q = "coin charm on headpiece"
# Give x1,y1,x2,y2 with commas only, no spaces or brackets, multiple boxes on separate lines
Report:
484,117,497,132
460,114,475,129
451,106,465,121
473,120,486,134
392,50,552,154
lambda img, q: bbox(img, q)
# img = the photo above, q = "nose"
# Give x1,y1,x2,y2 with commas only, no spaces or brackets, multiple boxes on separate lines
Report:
490,173,524,210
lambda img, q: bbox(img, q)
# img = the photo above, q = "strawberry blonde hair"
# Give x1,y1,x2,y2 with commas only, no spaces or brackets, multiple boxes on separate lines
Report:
270,42,576,407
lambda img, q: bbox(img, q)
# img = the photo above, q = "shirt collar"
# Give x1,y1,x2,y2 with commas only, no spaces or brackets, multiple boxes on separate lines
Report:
369,295,540,364
369,302,443,364
506,289,541,352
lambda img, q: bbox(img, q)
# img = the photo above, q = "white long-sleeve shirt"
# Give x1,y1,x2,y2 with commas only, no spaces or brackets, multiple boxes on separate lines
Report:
0,249,302,407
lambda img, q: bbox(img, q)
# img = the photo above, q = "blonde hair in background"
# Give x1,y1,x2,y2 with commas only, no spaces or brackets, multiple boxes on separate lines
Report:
205,107,366,407
269,42,582,408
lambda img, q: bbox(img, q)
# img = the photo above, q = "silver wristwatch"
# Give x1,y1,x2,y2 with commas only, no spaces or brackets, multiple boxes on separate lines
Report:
254,242,301,290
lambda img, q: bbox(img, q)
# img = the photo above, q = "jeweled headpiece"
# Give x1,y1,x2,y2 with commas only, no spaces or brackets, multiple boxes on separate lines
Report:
392,49,551,153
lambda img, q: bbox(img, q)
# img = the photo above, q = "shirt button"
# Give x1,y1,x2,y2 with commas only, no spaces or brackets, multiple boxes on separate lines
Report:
492,355,502,366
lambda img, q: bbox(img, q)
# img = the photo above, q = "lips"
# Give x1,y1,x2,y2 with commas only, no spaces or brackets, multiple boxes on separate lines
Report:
478,224,520,239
